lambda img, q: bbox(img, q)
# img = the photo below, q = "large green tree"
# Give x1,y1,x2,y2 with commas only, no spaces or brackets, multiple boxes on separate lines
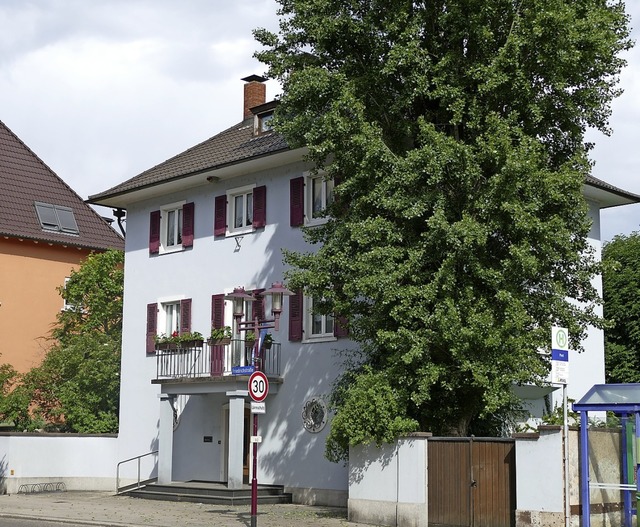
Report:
255,0,631,459
0,249,123,432
602,232,640,383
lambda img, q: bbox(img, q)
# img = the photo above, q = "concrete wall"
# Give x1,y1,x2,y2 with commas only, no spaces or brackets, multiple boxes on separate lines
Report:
349,435,429,527
515,426,624,527
0,433,117,494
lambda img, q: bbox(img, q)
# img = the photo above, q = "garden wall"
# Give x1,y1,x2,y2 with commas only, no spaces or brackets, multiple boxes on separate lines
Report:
0,433,117,494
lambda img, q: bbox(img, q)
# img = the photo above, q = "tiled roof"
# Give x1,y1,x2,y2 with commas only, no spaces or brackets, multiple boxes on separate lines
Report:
0,119,124,251
89,118,289,203
87,109,639,211
585,175,640,203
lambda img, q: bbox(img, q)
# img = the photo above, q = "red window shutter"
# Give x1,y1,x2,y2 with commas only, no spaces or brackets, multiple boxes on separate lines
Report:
146,303,158,354
253,186,267,228
251,289,266,321
334,315,349,338
211,294,225,329
180,298,192,334
290,177,304,227
182,202,194,247
288,289,303,341
149,211,161,254
214,195,227,236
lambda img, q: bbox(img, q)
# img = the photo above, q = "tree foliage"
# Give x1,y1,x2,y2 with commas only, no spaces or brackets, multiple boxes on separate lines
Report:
255,0,631,459
602,233,640,383
0,249,123,433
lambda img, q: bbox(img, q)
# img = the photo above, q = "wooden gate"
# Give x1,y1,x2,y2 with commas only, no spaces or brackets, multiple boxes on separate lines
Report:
428,438,516,527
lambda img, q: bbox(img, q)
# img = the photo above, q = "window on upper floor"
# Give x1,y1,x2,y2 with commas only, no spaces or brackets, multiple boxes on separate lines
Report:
149,202,194,255
289,172,335,227
258,112,274,133
34,202,79,234
162,301,181,336
214,185,266,237
307,296,335,339
288,290,348,343
62,277,73,311
145,298,192,354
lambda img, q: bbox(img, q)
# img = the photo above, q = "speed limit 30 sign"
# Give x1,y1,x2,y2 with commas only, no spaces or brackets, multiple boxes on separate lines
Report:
248,371,269,402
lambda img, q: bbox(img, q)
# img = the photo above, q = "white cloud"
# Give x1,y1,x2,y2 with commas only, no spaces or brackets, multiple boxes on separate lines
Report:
0,0,637,242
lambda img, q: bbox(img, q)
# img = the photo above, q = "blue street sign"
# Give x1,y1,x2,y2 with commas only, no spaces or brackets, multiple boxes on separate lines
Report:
552,349,568,362
232,365,255,375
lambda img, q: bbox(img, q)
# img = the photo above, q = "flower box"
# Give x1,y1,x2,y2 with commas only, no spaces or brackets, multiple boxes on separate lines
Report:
207,338,231,346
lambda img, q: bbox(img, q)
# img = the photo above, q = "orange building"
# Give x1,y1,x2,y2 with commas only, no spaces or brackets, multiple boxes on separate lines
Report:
0,120,124,373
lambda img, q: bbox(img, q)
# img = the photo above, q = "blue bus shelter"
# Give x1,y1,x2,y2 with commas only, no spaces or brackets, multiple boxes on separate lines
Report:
573,384,640,527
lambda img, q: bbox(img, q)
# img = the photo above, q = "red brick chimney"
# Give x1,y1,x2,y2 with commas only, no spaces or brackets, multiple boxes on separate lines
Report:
242,75,267,119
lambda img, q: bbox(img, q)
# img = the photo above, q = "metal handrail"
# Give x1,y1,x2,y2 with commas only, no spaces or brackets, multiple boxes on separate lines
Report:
116,450,158,494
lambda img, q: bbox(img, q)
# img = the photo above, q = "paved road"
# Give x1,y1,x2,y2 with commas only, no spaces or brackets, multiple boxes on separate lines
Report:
0,520,100,527
0,491,366,527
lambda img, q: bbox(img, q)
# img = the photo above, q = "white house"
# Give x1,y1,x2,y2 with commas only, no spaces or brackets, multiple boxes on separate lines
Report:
88,76,639,506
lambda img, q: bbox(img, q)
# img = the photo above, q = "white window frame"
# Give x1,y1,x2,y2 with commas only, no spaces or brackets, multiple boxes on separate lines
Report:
62,277,73,311
226,184,255,236
303,296,336,343
305,172,334,227
160,201,185,254
157,295,185,337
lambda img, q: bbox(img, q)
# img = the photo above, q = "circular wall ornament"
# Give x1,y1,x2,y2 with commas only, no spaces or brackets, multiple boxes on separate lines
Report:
302,397,328,433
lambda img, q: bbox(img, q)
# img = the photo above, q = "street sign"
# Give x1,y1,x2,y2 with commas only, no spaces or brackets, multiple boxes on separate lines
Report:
251,402,266,414
551,327,569,384
551,327,569,351
248,371,269,402
232,365,255,375
551,349,569,384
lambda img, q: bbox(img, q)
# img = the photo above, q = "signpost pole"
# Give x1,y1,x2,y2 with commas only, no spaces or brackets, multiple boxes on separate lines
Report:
248,370,268,527
552,326,570,527
251,412,258,527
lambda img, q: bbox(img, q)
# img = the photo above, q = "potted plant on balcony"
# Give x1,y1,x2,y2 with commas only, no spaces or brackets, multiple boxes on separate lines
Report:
262,333,273,350
208,326,232,346
175,331,204,349
244,331,257,350
155,332,178,351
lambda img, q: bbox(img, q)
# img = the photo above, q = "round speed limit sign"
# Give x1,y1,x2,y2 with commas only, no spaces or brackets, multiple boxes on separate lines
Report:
248,371,269,402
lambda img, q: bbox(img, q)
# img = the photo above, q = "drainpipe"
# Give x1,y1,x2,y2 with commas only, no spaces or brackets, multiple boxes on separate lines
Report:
113,208,126,237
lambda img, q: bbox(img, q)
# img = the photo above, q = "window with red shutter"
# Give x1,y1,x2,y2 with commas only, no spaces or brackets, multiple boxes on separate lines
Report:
149,211,161,254
290,177,304,227
182,202,195,247
250,289,266,321
214,195,227,236
334,316,349,338
252,186,266,228
179,298,192,334
146,303,158,354
288,290,303,341
211,294,225,329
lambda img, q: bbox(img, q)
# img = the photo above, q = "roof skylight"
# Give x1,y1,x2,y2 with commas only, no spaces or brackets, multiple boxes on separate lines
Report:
34,202,79,234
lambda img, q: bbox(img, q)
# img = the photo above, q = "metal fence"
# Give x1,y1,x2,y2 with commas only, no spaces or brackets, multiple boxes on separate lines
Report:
156,340,281,379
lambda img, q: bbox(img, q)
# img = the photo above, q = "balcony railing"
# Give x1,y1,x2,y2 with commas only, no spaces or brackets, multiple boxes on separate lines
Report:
155,339,281,381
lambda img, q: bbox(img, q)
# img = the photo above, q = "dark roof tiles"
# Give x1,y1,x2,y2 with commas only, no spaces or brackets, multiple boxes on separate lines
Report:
90,119,289,201
0,119,124,251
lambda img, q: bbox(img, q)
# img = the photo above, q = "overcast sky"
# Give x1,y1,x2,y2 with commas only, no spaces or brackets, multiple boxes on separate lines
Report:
1,1,638,241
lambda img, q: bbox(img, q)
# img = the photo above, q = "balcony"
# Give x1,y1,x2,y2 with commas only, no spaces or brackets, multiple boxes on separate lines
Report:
155,339,281,381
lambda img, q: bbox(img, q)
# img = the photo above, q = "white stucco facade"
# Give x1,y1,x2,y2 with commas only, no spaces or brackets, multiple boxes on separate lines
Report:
115,156,352,505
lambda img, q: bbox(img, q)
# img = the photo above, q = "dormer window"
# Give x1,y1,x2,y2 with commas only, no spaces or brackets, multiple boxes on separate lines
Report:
34,202,79,234
259,112,274,133
251,100,277,136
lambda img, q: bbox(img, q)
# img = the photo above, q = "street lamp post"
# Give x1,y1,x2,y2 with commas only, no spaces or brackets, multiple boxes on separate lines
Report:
224,282,293,527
